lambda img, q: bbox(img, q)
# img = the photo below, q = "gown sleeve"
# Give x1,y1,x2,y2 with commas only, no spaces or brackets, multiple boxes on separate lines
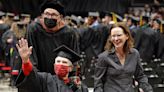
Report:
76,83,89,92
25,22,39,70
15,60,58,92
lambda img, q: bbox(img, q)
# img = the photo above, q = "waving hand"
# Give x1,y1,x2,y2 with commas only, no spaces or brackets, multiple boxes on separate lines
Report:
16,38,32,63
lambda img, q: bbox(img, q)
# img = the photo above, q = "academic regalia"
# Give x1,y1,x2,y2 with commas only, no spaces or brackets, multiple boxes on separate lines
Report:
94,48,153,92
127,16,140,38
130,26,140,39
88,12,100,28
0,24,10,36
1,30,18,66
1,30,20,85
26,20,80,74
152,19,162,33
16,70,88,92
0,14,10,49
134,25,158,62
156,33,164,61
0,23,10,61
79,24,109,87
16,45,88,92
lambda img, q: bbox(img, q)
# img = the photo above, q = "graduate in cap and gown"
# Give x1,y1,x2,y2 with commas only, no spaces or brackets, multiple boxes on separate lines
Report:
152,18,162,33
25,0,79,75
0,11,10,63
134,16,158,62
126,15,140,38
155,21,164,61
87,12,100,28
15,38,88,92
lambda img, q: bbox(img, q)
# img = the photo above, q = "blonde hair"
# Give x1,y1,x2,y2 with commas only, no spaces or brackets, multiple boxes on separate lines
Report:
11,22,27,39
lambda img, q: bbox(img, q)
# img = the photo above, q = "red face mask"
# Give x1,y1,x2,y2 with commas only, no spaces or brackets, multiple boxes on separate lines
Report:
55,64,70,79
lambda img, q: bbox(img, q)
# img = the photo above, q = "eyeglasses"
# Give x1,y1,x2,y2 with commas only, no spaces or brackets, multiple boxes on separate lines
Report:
43,12,59,18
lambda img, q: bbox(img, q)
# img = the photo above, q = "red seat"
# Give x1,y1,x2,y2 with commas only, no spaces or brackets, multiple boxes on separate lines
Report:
11,70,19,75
1,66,12,71
0,63,5,67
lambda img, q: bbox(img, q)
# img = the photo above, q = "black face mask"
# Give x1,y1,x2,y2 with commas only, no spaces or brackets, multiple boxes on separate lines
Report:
44,18,57,28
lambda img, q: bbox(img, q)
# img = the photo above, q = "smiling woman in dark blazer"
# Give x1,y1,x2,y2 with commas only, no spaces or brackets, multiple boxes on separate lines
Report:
94,22,153,92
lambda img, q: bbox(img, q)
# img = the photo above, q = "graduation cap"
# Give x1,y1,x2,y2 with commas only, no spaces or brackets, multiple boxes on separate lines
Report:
153,18,161,25
70,15,84,25
0,11,5,17
13,15,20,21
77,16,84,24
104,12,112,17
88,12,99,17
70,15,79,25
111,12,123,23
20,14,30,19
53,45,81,64
128,15,139,22
6,13,15,18
40,0,65,15
127,15,139,25
65,16,71,20
152,19,164,33
0,11,5,19
139,15,150,26
21,14,30,17
142,16,149,22
17,22,27,29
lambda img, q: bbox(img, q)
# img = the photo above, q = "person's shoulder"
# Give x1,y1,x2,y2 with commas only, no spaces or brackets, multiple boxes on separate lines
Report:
29,20,41,27
0,23,10,31
92,24,108,30
130,48,140,56
98,50,109,58
65,26,77,31
27,19,42,31
63,26,79,34
29,18,41,26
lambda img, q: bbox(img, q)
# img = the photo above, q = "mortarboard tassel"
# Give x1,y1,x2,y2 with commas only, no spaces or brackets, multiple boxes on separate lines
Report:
111,12,117,23
139,15,143,26
160,23,163,33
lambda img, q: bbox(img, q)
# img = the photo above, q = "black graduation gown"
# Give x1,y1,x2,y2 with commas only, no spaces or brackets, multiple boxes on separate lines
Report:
129,26,140,39
134,26,158,62
26,20,79,74
79,25,109,87
15,69,88,92
0,23,10,61
156,33,164,61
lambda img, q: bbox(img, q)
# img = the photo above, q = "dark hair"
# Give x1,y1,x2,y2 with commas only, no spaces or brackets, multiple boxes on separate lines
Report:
104,22,134,54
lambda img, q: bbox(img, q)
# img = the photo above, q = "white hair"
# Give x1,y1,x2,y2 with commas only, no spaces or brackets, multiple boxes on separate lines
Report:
55,56,73,66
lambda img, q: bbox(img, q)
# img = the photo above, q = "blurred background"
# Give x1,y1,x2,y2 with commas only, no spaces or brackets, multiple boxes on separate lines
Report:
0,0,164,92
